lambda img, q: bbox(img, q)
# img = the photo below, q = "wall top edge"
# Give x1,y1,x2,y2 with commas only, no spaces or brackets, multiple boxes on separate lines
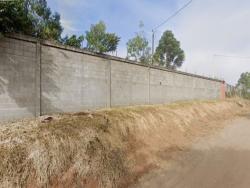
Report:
4,33,224,83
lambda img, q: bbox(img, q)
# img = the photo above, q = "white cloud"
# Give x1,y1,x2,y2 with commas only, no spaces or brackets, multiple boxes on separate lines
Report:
53,0,89,7
117,46,127,58
173,0,250,85
61,19,80,33
50,0,250,85
49,0,90,36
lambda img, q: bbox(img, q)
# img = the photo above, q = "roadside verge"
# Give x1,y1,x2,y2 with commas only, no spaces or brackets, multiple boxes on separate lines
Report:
0,99,249,188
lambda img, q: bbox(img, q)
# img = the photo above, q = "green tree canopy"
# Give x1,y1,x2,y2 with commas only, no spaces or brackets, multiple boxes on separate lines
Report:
85,21,120,53
62,35,84,48
154,30,185,69
0,0,33,35
237,72,250,89
126,22,151,64
237,72,250,99
0,0,63,41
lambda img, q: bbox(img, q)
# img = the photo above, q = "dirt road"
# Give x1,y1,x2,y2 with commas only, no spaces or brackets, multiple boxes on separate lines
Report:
133,114,250,188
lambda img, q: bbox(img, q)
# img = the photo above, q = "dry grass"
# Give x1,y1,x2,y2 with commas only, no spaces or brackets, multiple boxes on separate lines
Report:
0,98,249,188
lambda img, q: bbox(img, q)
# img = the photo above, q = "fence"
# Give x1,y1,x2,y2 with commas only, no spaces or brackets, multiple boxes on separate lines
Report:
0,34,225,121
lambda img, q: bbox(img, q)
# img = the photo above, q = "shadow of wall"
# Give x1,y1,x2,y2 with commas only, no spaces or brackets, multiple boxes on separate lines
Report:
0,36,60,120
40,44,62,115
40,45,86,114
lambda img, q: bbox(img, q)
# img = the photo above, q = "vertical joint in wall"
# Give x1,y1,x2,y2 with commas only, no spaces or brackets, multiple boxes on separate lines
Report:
109,59,112,108
35,40,41,117
106,58,111,108
148,64,151,105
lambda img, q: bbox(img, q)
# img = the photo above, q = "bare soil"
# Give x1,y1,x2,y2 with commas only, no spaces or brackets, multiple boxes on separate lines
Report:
132,114,250,188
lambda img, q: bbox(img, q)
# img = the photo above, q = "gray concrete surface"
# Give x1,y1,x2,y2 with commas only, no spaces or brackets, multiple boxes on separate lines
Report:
133,114,250,188
41,45,110,114
149,69,220,103
111,60,149,106
0,34,224,121
0,37,37,121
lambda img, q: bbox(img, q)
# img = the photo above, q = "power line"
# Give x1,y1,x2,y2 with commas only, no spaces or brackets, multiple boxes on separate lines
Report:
151,0,193,63
214,54,250,60
153,0,193,31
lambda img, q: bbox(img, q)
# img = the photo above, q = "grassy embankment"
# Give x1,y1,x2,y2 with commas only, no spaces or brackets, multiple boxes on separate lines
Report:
0,98,249,188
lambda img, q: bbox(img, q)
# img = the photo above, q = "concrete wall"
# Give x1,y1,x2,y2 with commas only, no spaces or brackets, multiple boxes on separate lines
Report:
0,34,225,121
41,45,110,114
110,60,149,106
0,36,38,121
149,68,221,104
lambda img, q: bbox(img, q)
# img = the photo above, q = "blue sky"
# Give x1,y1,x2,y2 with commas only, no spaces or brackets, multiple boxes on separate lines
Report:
47,0,250,85
47,0,183,56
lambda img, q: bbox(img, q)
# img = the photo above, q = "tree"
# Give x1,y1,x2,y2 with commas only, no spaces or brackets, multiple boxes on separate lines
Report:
62,35,84,48
237,72,250,99
0,0,33,35
126,22,151,64
0,0,63,41
85,21,120,53
154,30,185,69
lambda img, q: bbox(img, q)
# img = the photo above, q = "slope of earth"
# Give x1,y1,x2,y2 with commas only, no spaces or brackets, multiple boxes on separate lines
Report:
0,99,249,188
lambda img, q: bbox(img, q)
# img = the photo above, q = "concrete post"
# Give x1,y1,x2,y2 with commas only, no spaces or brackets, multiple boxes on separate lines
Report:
35,40,41,117
148,66,151,104
107,59,111,108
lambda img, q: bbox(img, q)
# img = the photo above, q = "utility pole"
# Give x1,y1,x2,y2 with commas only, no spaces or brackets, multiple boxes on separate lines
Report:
151,0,192,64
151,30,155,64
